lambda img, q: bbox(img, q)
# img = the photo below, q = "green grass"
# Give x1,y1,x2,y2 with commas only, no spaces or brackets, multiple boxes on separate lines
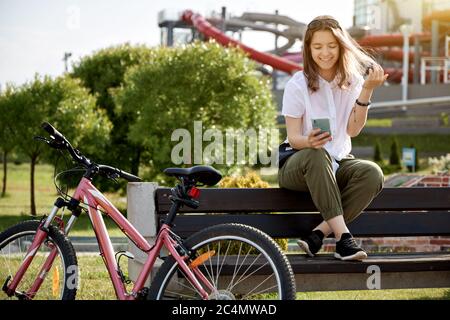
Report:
1,163,57,215
296,288,450,300
1,252,449,300
0,214,126,237
2,163,450,300
2,251,448,300
365,119,392,127
75,254,133,300
54,256,450,300
0,163,126,237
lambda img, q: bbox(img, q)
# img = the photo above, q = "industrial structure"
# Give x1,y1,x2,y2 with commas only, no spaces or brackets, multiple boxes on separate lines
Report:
157,1,450,120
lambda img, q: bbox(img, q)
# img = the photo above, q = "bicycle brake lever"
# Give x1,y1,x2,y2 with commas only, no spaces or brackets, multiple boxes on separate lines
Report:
34,135,65,149
102,170,120,183
110,175,120,184
33,136,50,143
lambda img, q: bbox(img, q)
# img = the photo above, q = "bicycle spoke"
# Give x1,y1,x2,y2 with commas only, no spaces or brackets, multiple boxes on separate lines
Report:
228,258,270,291
215,241,221,288
203,244,217,291
163,289,199,300
241,281,278,300
152,225,295,300
226,245,253,292
215,240,232,289
172,272,202,295
226,241,243,292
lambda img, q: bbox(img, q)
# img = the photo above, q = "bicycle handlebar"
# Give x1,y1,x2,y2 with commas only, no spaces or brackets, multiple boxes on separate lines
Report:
41,122,90,166
42,122,64,141
39,122,142,183
97,165,142,183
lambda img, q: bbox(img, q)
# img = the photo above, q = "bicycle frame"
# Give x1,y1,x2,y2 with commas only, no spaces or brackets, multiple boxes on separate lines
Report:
6,177,214,300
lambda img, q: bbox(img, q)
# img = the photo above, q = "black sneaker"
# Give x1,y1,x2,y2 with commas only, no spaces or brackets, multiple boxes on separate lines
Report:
297,230,324,257
334,233,367,261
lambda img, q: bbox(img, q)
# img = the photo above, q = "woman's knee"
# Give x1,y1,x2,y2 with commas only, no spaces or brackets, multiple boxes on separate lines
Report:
359,161,384,191
282,148,328,172
297,148,331,167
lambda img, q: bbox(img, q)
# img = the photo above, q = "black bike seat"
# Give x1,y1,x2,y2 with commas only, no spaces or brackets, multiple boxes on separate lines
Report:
163,165,222,186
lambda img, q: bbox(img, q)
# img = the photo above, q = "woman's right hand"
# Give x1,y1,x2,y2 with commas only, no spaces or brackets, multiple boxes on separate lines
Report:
307,128,332,149
363,63,389,90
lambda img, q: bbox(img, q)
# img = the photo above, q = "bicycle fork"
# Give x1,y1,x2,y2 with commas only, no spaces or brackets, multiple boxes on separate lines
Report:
3,198,79,299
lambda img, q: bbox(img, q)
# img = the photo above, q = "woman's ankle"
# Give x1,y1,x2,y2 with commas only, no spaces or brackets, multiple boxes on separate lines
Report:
311,229,325,240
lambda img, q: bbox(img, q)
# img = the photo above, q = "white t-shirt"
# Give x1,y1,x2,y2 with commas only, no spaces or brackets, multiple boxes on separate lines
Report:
282,70,364,162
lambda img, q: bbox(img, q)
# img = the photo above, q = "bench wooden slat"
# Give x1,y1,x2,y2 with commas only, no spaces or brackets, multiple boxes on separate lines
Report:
288,253,450,274
193,253,450,274
155,187,450,213
160,211,450,238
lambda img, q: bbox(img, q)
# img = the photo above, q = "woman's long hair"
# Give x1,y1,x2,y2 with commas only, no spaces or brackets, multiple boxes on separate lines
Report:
302,15,376,93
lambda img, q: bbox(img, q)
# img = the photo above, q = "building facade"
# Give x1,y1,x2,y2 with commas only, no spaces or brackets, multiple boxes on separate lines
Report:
353,0,450,34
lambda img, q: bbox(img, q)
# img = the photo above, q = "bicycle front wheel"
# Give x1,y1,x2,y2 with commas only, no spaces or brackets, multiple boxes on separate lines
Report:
0,220,78,300
148,223,296,300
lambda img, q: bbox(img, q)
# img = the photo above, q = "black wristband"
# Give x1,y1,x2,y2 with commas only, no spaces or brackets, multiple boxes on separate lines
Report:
355,99,371,107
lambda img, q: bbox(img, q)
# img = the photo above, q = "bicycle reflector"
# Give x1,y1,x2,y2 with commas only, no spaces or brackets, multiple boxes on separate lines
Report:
188,186,201,199
189,250,216,268
52,267,60,298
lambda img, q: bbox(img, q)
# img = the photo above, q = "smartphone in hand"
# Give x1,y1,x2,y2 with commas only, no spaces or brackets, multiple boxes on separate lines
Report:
312,118,331,136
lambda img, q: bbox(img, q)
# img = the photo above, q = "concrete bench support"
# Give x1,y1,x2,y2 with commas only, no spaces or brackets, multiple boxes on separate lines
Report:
127,182,159,286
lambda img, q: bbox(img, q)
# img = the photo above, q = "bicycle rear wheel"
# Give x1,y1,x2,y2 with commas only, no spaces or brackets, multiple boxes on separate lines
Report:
0,220,78,300
148,223,296,300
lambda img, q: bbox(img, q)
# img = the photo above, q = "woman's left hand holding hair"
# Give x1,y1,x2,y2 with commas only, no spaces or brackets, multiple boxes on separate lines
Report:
363,64,389,90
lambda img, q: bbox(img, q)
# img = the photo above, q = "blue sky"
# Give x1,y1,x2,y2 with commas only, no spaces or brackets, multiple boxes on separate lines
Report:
0,0,354,87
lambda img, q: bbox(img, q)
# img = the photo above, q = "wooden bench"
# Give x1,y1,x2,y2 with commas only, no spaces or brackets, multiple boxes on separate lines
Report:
127,185,450,292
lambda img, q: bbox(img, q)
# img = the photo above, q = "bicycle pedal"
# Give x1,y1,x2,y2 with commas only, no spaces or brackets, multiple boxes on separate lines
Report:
2,276,29,299
2,275,12,295
135,287,149,300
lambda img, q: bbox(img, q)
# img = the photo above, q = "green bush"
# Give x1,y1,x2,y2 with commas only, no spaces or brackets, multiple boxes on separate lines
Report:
428,154,450,173
389,138,401,166
378,162,402,175
114,41,277,184
353,134,450,155
373,139,382,163
0,75,111,214
440,112,449,127
71,44,155,186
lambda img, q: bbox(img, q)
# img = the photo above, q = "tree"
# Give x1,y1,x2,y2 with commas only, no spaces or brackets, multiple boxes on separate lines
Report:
373,139,383,163
0,86,17,197
114,41,277,182
71,44,155,179
7,74,111,215
389,138,401,166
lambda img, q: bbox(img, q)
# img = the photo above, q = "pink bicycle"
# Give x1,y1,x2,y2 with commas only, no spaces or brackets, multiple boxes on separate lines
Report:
0,123,295,300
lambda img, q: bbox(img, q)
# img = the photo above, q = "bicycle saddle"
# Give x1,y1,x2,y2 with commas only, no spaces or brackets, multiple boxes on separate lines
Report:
163,165,222,186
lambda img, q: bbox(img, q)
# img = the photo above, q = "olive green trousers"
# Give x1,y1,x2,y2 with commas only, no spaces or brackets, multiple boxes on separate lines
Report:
278,148,384,223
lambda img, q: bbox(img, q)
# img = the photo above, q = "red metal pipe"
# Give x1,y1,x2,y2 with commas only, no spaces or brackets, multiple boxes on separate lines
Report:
358,33,431,47
181,10,438,83
375,48,431,62
182,10,302,74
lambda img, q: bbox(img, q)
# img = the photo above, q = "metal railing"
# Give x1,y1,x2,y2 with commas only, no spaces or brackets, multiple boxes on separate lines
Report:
372,95,450,108
420,57,450,84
